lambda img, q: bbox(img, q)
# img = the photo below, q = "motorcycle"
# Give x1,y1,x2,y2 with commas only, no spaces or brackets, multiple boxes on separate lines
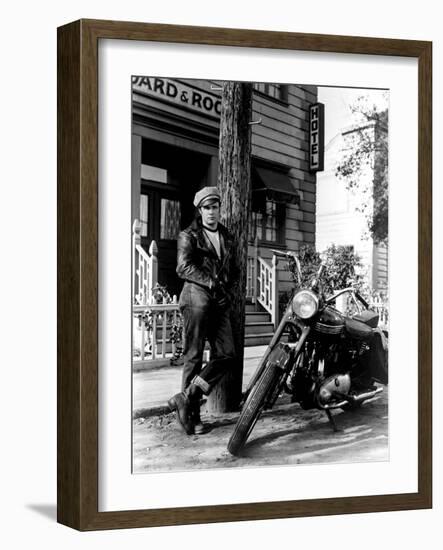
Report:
227,250,388,456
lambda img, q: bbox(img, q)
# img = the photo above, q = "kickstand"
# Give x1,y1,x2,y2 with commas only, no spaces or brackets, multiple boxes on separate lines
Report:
325,409,338,432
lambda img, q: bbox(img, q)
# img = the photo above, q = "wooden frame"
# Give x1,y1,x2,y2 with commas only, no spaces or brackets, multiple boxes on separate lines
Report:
57,19,432,530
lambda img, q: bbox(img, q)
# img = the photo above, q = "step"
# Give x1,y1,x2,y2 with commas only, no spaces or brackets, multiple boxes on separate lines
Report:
244,321,274,336
245,302,267,313
244,332,288,347
244,333,274,347
245,311,271,323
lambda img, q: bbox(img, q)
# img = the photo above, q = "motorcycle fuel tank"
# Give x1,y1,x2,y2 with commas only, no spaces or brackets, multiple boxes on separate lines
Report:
314,305,345,337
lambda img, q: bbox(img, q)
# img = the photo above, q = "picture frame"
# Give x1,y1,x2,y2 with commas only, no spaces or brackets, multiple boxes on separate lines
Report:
57,18,432,530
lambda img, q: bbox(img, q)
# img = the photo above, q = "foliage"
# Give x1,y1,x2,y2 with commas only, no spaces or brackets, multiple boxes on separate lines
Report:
335,94,389,245
287,243,364,296
151,282,174,304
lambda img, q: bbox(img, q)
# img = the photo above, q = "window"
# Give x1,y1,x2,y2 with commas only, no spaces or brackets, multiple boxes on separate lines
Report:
253,83,288,102
139,194,149,237
140,164,168,184
248,198,285,245
160,199,181,240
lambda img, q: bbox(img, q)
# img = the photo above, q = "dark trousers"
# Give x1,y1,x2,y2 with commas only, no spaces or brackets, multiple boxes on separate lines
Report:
179,282,236,394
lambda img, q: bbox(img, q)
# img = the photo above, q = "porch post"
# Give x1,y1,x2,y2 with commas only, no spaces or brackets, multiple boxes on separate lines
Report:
253,235,258,304
148,240,158,304
271,254,279,329
132,220,141,304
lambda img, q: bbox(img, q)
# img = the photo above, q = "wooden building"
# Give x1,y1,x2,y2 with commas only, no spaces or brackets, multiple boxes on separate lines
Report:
316,124,388,293
132,77,318,347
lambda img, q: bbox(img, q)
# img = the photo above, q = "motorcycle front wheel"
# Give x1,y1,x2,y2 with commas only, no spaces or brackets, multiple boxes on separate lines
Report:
227,363,283,456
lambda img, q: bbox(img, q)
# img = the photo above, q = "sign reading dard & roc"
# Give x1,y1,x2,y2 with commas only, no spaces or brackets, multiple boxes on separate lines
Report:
309,102,325,172
132,76,222,119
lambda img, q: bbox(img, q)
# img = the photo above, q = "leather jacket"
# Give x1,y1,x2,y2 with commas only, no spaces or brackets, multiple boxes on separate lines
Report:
176,217,238,291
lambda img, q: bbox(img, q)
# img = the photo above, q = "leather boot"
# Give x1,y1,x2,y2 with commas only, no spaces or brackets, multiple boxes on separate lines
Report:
193,410,207,435
167,392,194,435
186,384,206,435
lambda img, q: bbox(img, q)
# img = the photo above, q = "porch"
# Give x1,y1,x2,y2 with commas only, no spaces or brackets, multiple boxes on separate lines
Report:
132,219,282,369
132,219,389,370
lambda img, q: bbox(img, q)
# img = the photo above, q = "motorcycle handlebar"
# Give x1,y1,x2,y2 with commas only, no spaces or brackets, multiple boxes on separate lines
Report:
271,249,291,258
317,263,326,278
270,252,327,288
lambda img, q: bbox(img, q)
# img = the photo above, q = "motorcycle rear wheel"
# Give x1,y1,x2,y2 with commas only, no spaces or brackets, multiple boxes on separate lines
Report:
227,363,283,456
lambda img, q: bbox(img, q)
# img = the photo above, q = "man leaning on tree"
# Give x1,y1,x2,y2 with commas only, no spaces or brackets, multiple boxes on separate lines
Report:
168,186,238,435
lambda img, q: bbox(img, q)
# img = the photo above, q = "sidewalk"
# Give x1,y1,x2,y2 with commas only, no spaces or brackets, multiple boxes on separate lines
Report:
133,345,267,418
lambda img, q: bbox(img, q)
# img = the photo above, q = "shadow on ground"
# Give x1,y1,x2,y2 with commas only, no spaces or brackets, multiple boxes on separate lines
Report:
132,390,388,473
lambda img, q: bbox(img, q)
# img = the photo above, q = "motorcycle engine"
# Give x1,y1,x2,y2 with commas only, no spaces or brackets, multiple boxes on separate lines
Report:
315,373,351,407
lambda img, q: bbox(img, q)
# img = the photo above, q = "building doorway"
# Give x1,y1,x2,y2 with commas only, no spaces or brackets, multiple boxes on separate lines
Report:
138,139,213,298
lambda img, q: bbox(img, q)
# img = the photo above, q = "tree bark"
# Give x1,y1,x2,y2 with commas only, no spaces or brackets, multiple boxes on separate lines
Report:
206,82,253,413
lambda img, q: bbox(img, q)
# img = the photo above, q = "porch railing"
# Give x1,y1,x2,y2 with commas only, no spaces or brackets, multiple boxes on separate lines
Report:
132,219,180,367
246,237,259,303
368,296,389,330
256,255,279,329
133,300,180,362
133,220,158,306
335,291,389,331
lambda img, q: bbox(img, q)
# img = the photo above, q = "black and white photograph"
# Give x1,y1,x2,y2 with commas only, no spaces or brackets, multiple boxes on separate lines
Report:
3,0,437,542
131,76,389,473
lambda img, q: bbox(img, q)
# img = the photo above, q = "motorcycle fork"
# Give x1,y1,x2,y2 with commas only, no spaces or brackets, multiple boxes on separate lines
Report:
245,319,311,399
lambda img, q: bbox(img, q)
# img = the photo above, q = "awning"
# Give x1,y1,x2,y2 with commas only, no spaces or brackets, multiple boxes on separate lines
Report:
253,166,300,205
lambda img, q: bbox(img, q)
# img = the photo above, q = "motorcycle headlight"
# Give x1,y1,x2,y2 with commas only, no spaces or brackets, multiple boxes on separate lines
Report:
292,290,319,319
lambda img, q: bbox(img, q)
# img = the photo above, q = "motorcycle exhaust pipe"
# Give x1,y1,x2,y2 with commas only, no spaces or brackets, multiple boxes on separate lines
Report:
349,386,383,404
320,386,383,410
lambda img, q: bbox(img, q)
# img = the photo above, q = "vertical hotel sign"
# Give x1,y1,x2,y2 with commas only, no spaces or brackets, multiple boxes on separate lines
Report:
309,103,325,172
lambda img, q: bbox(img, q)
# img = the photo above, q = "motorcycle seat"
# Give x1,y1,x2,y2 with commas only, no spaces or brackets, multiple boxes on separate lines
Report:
352,309,379,328
345,318,374,340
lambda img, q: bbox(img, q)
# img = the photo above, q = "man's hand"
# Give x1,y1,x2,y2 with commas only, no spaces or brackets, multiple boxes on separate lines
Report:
213,277,229,307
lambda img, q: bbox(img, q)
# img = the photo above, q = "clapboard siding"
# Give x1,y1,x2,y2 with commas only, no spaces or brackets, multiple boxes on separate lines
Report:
253,93,310,123
299,221,316,233
286,205,304,221
289,86,318,104
298,84,318,97
303,212,316,223
252,137,309,171
253,102,307,129
300,180,317,192
252,124,310,159
301,190,316,204
251,108,310,140
252,145,311,174
299,200,316,214
253,120,310,150
286,229,305,241
289,167,316,184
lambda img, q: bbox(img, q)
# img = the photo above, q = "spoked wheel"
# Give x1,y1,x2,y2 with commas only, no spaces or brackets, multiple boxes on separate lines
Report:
227,363,283,456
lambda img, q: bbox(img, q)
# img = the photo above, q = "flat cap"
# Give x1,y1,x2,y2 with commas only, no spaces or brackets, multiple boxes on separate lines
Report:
193,186,221,208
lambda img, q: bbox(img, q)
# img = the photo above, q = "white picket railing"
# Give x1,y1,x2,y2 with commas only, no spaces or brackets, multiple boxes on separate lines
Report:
246,237,259,302
133,299,180,362
368,296,389,330
256,255,279,328
133,220,158,306
246,256,256,301
132,220,180,367
335,290,389,331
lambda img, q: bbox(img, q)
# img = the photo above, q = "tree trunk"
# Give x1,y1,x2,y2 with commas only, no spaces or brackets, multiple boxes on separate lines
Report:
206,82,253,413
